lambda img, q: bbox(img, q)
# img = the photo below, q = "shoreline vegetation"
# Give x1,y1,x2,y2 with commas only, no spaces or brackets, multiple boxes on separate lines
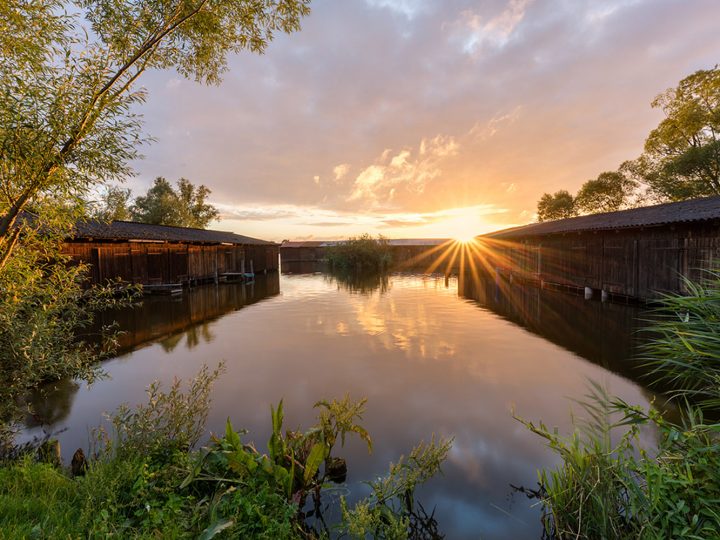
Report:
326,234,393,273
516,272,720,539
1,272,719,538
0,366,452,538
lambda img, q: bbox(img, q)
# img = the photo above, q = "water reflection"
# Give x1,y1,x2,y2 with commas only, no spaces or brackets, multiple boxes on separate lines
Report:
93,273,280,354
24,275,279,427
459,273,647,382
19,270,654,539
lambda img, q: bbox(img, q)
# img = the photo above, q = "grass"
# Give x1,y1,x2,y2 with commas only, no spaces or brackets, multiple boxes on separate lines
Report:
0,369,451,539
519,271,720,539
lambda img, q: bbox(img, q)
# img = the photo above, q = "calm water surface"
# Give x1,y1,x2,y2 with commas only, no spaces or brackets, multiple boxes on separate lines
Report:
22,269,655,539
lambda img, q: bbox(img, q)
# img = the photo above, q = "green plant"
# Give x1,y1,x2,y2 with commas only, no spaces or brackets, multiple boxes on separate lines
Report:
327,234,393,272
183,395,373,505
97,363,223,459
639,271,720,412
340,435,453,539
518,382,720,538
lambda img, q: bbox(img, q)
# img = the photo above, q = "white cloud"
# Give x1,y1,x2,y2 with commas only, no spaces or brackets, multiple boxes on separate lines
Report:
333,163,351,181
313,175,320,184
349,134,460,203
364,0,426,19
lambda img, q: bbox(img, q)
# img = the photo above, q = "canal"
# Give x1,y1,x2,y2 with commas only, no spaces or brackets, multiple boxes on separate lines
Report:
21,268,657,539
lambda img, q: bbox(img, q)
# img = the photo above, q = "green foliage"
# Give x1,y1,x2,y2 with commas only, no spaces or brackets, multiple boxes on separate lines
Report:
184,394,373,506
98,363,223,459
92,185,133,222
639,66,720,201
1,0,310,246
534,65,720,214
327,234,393,271
639,271,720,412
340,436,453,539
131,177,220,229
520,277,720,539
536,190,577,222
0,206,140,433
1,370,451,539
575,169,638,214
0,0,310,429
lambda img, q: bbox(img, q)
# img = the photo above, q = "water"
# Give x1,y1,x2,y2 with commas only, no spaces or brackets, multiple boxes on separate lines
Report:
21,269,655,539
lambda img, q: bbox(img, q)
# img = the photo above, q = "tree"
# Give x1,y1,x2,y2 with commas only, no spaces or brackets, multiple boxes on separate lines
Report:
575,170,637,214
0,0,309,427
92,186,133,222
176,178,220,228
0,0,310,264
637,66,720,201
131,177,219,228
536,190,577,222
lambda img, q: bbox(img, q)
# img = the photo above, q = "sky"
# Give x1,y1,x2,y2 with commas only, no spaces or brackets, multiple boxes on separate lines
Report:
126,0,720,242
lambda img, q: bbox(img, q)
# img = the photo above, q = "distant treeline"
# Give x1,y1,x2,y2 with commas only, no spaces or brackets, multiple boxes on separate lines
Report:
537,66,720,221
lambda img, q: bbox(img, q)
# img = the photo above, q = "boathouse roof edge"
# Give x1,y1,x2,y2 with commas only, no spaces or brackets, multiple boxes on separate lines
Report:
486,195,720,239
71,219,277,246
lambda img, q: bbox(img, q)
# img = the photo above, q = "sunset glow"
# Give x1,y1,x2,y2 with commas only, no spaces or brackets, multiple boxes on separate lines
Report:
126,1,720,241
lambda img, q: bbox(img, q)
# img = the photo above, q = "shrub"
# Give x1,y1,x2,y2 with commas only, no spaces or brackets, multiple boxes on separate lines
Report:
326,234,392,272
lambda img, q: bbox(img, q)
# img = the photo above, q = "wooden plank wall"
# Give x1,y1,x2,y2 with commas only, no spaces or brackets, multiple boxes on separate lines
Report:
63,241,277,285
477,220,720,300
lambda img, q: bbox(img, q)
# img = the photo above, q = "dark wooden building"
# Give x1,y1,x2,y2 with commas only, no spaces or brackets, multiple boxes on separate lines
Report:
280,238,460,272
474,196,720,300
64,220,279,286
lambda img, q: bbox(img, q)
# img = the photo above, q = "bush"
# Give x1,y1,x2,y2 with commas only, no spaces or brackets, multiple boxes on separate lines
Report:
326,234,392,272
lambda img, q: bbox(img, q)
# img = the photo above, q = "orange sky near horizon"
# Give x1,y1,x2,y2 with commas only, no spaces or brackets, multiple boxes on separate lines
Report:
123,0,720,242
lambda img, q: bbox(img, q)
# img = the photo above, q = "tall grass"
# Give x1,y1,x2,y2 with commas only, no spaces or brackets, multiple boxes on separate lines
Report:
519,272,720,539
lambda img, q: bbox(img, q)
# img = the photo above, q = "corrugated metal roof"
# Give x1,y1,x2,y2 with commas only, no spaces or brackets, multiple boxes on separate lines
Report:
280,239,451,248
486,196,720,239
73,220,276,245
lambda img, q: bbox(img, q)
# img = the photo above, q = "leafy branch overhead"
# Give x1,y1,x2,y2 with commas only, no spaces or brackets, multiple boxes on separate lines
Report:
1,0,311,253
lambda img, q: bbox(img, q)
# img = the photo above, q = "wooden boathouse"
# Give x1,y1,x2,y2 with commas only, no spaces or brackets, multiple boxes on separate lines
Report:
476,196,720,301
64,220,279,287
280,239,458,271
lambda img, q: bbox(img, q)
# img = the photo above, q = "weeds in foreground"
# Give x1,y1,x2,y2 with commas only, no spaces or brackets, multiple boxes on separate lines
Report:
0,367,450,539
518,271,720,539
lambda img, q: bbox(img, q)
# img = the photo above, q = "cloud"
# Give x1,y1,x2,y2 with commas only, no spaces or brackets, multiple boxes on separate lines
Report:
469,106,523,140
333,163,351,181
349,134,460,203
132,0,720,237
453,0,533,54
313,175,320,184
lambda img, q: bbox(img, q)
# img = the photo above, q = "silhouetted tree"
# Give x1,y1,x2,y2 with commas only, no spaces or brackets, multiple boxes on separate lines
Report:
575,169,637,214
536,190,576,221
131,177,219,228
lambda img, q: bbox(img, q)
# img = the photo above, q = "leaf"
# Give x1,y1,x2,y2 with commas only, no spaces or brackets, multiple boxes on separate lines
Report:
268,400,286,461
200,518,234,540
224,418,241,450
303,442,328,485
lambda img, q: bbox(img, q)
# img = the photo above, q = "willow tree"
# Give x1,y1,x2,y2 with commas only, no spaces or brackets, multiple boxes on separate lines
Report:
0,0,310,260
0,0,310,425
